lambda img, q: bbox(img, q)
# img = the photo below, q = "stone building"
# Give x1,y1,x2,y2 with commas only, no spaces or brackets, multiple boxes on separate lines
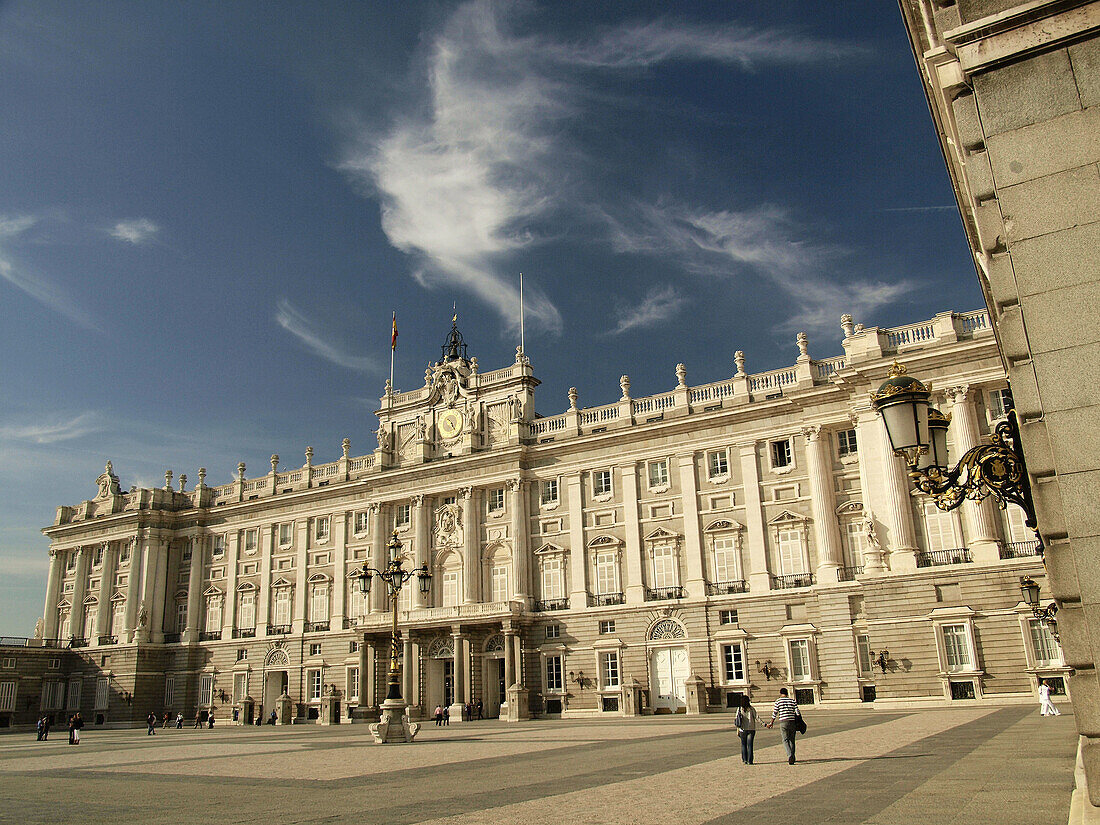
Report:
897,0,1100,816
13,308,1059,731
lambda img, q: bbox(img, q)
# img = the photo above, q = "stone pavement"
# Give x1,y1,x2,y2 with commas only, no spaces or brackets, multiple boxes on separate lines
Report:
0,706,1076,824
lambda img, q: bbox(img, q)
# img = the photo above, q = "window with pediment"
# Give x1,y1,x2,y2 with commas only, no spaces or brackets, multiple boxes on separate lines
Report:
769,511,810,575
704,520,745,585
644,528,680,589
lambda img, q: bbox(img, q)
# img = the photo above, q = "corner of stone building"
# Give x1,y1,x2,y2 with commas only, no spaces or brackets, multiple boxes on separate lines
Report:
1071,738,1100,823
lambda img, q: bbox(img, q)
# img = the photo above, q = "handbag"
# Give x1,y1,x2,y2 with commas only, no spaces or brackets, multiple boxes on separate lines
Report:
795,713,807,735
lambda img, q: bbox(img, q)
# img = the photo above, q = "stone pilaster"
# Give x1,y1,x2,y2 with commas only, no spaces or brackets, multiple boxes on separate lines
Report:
148,538,168,643
412,495,431,609
567,474,588,608
369,503,388,615
852,408,886,574
945,385,1002,563
293,519,309,634
42,550,63,640
95,542,116,641
803,426,844,583
677,454,707,599
136,536,162,643
360,640,374,707
449,626,466,721
223,531,241,636
508,479,530,605
69,548,89,642
257,526,273,633
124,540,143,642
738,444,772,591
461,488,479,604
185,536,204,643
333,510,348,627
620,464,645,603
879,418,920,571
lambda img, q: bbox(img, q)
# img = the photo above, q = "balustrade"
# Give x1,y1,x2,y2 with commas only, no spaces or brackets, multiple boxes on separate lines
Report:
705,580,748,595
916,548,973,568
772,573,815,590
644,585,684,601
1000,540,1041,559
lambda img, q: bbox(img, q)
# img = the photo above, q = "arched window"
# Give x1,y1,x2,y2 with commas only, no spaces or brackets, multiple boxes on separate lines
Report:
648,618,686,641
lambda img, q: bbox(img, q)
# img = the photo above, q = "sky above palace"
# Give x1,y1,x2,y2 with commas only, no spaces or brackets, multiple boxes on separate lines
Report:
0,1,983,634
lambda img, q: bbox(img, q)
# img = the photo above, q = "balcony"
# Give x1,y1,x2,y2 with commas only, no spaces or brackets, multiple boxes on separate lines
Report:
343,617,359,629
199,631,222,641
163,633,181,643
232,627,256,639
68,637,88,648
267,624,292,635
916,548,973,568
773,573,815,590
1001,540,1042,560
533,598,569,612
306,621,330,633
705,580,748,596
644,586,684,601
587,592,625,607
838,566,864,582
97,635,118,646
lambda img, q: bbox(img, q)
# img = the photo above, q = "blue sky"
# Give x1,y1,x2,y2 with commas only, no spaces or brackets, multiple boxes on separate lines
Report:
0,1,981,634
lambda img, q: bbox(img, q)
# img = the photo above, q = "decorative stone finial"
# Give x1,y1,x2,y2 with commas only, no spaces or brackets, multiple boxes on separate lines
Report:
515,345,530,366
197,467,206,488
341,438,351,459
568,387,579,411
796,332,809,359
164,470,173,491
469,356,478,375
840,314,855,338
734,351,746,377
305,446,314,467
237,462,246,481
424,368,432,387
385,377,394,395
270,454,279,473
178,474,187,492
676,363,687,388
105,460,114,476
619,375,631,401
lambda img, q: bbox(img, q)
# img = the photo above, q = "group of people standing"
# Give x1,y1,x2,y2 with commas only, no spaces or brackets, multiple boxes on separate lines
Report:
733,689,806,765
434,700,484,725
35,713,84,744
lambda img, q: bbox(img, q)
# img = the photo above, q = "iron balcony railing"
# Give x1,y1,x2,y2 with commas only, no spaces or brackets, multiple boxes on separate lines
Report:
232,627,256,639
773,573,815,590
644,586,684,601
306,621,330,633
705,580,748,595
916,548,973,568
267,624,292,635
533,598,569,612
1000,540,1042,559
163,633,181,643
199,631,222,641
838,566,865,582
97,635,118,646
343,617,359,629
587,591,625,607
69,637,89,648
0,637,33,647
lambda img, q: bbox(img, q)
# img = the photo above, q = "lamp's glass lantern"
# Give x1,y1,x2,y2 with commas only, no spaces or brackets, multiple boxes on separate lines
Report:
358,567,373,594
417,564,432,594
1021,576,1041,607
918,408,951,472
870,362,932,468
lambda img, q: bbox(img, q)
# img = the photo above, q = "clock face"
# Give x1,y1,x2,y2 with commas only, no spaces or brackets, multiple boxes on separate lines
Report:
437,409,463,440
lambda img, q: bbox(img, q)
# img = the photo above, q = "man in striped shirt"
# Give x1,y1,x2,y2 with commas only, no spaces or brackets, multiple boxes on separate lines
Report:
766,688,800,764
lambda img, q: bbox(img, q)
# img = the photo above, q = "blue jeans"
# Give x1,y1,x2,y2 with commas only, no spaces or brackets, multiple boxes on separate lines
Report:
739,730,755,764
780,721,797,762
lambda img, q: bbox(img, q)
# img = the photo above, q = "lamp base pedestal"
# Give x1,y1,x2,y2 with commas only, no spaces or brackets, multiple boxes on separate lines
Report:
369,698,420,743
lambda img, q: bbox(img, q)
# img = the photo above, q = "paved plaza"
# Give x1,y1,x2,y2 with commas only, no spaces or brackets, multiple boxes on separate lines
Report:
0,707,1077,824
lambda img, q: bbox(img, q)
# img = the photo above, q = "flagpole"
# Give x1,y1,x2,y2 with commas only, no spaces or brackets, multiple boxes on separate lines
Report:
389,310,396,411
519,272,525,355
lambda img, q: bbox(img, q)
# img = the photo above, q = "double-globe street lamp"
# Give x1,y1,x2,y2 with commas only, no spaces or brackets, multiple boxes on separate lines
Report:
357,530,431,743
870,362,1056,634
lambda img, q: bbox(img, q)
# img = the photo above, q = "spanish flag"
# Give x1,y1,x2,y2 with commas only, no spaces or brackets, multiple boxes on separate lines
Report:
391,311,398,350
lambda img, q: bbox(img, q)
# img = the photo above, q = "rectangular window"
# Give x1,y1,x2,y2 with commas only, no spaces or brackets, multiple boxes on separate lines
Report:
719,609,738,625
308,670,322,701
546,656,563,692
545,624,561,639
857,634,873,674
241,529,257,555
237,648,247,661
0,658,13,669
93,547,104,567
651,544,676,588
1005,505,1032,544
647,459,669,489
279,523,293,547
491,565,509,602
200,675,214,706
274,590,291,626
844,521,865,567
111,600,125,636
212,535,225,558
314,517,330,543
540,479,559,506
238,593,255,629
601,651,620,688
942,624,972,671
233,673,247,704
67,553,76,571
988,387,1012,421
707,450,729,478
395,504,411,528
712,536,739,583
349,641,359,653
442,571,459,607
347,667,360,701
770,439,792,468
347,584,364,620
923,502,960,552
593,470,612,497
722,644,745,682
488,488,505,512
0,681,16,713
837,428,858,457
778,529,806,575
176,602,188,633
1029,620,1060,666
164,676,175,708
310,585,329,622
599,620,615,634
205,598,222,633
541,557,563,600
119,543,132,565
788,639,811,681
354,511,370,535
595,552,619,595
309,642,322,656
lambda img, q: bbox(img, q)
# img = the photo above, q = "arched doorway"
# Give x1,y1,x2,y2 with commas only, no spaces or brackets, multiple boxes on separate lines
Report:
647,618,690,714
262,647,290,718
425,636,455,709
482,634,506,718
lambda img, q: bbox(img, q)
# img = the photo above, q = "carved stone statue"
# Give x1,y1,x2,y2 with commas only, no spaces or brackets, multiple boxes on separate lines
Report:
863,514,882,550
33,618,43,639
138,601,149,628
376,426,391,451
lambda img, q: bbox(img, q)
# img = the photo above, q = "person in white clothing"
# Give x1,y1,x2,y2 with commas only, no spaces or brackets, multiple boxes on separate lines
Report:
1038,679,1061,717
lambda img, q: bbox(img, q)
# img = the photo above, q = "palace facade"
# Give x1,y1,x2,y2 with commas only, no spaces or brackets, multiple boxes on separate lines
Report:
1,308,1064,728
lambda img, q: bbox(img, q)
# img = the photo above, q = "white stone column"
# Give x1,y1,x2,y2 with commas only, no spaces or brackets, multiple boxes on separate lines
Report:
449,626,466,719
136,536,162,643
360,640,375,707
95,542,117,641
676,454,706,599
503,627,516,690
878,418,920,571
158,541,181,639
149,538,168,644
223,532,241,636
803,426,844,583
185,536,204,643
461,487,479,604
508,479,530,605
852,409,887,574
369,504,388,615
333,511,348,627
413,495,431,609
738,444,772,591
620,464,645,603
124,540,143,642
567,475,588,609
69,548,89,642
945,385,1002,563
42,550,64,640
293,520,309,634
257,526,273,633
402,637,413,704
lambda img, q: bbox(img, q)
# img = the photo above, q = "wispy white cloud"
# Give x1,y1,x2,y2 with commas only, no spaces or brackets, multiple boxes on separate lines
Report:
0,214,102,331
612,285,686,334
108,218,160,244
0,412,102,444
275,298,378,371
340,2,856,334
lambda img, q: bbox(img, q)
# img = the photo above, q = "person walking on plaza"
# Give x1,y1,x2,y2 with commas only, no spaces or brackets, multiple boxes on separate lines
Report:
175,712,184,729
41,715,50,741
476,699,483,720
765,688,801,764
71,712,84,744
147,711,157,735
1039,679,1062,717
434,705,443,726
442,705,449,726
734,695,759,765
208,710,215,729
36,716,46,741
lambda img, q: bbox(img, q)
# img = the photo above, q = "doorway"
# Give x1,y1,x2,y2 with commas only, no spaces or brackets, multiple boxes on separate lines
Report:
649,647,689,713
482,657,504,718
263,670,289,714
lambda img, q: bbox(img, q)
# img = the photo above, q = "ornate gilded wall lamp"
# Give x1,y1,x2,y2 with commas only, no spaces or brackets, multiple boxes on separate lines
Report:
870,362,1042,549
1020,577,1059,641
869,647,890,674
568,670,591,689
756,660,776,681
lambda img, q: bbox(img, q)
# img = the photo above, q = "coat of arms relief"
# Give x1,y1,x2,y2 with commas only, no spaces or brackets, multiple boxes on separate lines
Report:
433,503,463,551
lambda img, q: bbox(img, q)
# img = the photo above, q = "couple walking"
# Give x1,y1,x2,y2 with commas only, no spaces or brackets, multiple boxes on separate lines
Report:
734,689,806,765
